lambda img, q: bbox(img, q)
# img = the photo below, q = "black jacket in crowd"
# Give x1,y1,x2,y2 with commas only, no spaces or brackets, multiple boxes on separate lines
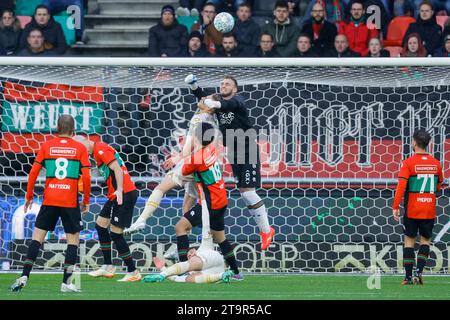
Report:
216,45,244,57
0,26,21,55
301,20,337,57
234,18,261,57
19,17,67,54
291,48,318,57
325,47,361,57
256,47,281,57
186,45,211,57
366,49,390,57
403,14,442,56
16,47,57,56
148,20,188,57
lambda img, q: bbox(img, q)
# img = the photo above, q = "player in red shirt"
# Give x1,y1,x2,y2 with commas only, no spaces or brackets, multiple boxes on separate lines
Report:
74,136,141,282
11,115,91,293
393,129,443,285
173,121,241,278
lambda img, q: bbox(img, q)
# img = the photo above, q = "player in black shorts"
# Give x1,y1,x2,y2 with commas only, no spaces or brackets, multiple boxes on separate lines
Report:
184,74,275,253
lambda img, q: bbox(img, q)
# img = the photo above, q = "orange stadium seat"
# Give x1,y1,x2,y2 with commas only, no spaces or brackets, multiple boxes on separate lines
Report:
384,46,403,57
17,16,31,29
436,15,448,30
383,16,416,47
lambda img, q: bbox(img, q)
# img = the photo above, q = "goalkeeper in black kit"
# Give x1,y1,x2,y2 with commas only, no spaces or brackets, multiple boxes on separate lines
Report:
184,74,275,253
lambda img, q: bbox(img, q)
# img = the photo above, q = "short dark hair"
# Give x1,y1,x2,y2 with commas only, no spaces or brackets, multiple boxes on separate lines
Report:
222,32,236,40
413,129,431,149
195,122,215,147
28,28,43,36
351,0,364,8
57,115,75,136
260,32,274,41
274,0,289,10
203,2,216,11
238,2,252,10
298,33,312,42
420,0,434,10
223,75,238,87
34,4,50,15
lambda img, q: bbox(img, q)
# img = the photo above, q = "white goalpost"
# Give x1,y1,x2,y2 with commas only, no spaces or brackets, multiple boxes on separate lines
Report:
0,58,449,274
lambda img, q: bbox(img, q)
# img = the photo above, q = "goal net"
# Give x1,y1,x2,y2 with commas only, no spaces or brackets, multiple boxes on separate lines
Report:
1,57,449,274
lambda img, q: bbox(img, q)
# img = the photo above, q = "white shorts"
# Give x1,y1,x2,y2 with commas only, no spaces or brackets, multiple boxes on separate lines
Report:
167,162,198,198
196,248,225,275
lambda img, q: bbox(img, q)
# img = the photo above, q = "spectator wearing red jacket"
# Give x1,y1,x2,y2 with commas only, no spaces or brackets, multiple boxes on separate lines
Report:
337,0,378,56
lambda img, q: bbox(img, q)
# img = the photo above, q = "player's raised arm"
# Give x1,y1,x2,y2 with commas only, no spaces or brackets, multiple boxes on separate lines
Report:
25,148,45,213
185,74,207,100
392,161,411,221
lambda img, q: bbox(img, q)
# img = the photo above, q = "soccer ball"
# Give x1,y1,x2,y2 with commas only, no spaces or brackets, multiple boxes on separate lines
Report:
213,12,235,33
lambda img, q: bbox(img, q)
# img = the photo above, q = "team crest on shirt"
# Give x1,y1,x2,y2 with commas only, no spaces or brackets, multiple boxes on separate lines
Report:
219,112,234,125
99,150,104,155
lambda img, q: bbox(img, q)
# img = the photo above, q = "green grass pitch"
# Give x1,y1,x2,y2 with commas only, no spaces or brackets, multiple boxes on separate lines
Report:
1,273,449,300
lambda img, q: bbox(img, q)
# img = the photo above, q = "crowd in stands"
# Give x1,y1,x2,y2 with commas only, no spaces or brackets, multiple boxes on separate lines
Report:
0,1,86,56
1,0,450,57
152,0,450,58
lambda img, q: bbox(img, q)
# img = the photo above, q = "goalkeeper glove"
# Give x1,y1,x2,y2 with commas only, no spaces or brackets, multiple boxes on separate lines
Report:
204,98,221,109
184,74,198,90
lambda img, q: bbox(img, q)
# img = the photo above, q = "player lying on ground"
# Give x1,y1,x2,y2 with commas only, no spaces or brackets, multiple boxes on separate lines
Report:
185,73,275,250
11,115,91,293
73,136,141,282
123,99,218,234
143,248,234,284
393,129,443,285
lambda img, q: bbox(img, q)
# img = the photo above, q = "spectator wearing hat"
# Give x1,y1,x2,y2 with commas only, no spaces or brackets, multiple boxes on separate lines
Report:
186,30,211,56
403,1,442,56
234,2,260,57
0,0,15,15
434,34,450,56
19,5,67,55
148,5,188,57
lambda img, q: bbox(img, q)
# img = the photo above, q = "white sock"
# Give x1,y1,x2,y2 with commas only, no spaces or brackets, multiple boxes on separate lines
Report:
140,189,164,221
160,261,190,277
194,273,221,283
241,191,271,233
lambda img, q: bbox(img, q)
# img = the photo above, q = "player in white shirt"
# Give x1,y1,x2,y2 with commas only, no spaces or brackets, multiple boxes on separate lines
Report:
123,102,219,235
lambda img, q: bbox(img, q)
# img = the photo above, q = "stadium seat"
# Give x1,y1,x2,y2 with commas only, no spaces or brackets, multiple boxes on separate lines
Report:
384,46,403,57
436,15,448,30
54,13,76,45
383,16,416,47
177,16,199,33
253,0,277,16
15,0,43,16
17,16,32,29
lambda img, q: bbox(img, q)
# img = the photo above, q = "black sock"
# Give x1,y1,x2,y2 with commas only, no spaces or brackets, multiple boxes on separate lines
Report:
219,240,239,274
416,245,430,274
22,240,42,278
110,232,136,273
63,245,78,284
177,235,189,262
403,247,415,280
96,224,112,265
